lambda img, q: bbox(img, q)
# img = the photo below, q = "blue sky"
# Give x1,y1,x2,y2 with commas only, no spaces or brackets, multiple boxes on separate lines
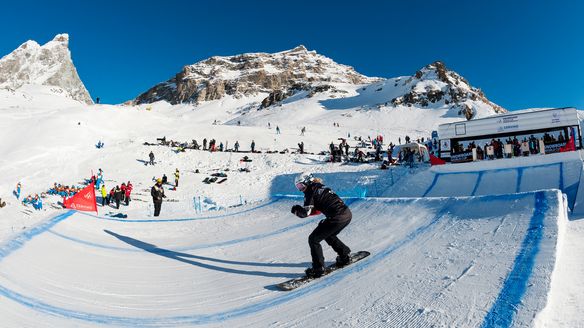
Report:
1,0,582,109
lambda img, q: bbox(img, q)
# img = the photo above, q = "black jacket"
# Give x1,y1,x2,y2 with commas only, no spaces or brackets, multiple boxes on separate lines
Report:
295,183,348,219
151,184,165,203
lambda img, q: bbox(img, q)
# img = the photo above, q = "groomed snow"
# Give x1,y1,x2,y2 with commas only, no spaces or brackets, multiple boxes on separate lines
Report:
0,87,583,327
0,191,566,327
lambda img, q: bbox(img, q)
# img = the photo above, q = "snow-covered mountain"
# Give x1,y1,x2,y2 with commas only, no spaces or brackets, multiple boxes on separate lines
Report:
389,61,505,119
0,34,92,104
133,47,505,121
133,45,378,106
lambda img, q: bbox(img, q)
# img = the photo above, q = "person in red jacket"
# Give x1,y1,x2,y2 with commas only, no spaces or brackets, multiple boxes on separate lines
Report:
125,181,133,206
291,173,352,278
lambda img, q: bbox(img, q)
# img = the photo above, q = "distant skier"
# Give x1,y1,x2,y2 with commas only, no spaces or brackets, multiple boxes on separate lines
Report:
291,173,352,278
203,138,208,150
149,151,155,165
151,178,166,217
234,141,240,152
251,140,256,153
13,182,21,199
298,141,304,154
276,126,281,134
174,168,180,188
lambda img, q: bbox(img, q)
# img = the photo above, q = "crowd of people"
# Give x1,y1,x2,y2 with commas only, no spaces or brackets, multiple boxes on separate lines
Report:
22,194,43,210
452,131,572,161
149,137,260,154
101,181,133,209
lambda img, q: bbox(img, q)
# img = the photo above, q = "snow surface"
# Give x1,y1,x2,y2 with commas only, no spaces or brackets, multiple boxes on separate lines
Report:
0,87,584,327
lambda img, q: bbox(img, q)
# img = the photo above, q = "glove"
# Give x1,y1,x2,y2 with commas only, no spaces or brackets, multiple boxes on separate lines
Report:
291,205,303,214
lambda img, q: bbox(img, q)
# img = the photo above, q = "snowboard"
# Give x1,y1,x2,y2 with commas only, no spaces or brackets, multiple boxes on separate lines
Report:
275,251,370,291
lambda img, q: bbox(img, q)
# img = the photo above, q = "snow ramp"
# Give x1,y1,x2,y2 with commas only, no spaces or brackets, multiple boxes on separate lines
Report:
0,190,567,327
383,152,584,213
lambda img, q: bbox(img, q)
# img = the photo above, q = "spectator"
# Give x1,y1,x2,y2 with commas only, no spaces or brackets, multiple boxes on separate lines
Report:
100,183,107,206
151,179,166,217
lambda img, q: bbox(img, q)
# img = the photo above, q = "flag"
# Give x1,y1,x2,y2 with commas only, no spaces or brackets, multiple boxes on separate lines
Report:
430,153,446,166
560,128,576,152
63,182,98,212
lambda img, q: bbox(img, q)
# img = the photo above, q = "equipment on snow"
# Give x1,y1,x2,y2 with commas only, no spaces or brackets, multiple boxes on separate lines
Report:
275,251,370,291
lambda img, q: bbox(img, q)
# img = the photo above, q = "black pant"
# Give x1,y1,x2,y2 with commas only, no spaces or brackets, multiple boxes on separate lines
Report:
308,209,352,269
101,196,106,206
153,201,162,216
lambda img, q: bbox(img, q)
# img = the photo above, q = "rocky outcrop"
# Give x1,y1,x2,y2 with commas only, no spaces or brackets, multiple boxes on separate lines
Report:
134,45,375,105
0,34,93,104
391,61,505,117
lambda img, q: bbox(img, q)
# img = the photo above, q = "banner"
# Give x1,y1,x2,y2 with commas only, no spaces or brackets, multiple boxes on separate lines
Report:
63,182,97,212
450,151,474,163
560,129,575,152
430,153,446,166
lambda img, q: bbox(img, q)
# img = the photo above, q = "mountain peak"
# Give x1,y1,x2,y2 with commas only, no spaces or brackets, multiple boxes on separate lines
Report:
0,34,92,104
51,33,69,46
391,61,505,119
134,46,376,105
288,45,308,53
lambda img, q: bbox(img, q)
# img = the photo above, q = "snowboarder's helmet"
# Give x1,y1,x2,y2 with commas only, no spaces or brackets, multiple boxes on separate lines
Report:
156,178,162,184
294,172,314,191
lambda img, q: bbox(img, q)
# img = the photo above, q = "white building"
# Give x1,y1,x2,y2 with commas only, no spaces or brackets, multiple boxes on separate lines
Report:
437,107,582,162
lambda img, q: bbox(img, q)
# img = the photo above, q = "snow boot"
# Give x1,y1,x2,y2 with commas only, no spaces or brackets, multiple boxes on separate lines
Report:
305,267,325,278
335,255,351,267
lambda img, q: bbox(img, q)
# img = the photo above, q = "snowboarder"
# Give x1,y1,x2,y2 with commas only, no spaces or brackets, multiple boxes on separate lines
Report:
203,138,207,150
291,173,352,278
251,140,256,153
174,169,180,187
276,126,281,134
300,126,306,136
234,141,240,152
149,151,155,165
162,174,168,185
298,141,304,154
151,178,166,217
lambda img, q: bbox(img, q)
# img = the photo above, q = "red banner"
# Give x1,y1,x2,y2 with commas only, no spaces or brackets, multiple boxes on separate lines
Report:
63,182,98,212
560,135,575,152
430,153,446,166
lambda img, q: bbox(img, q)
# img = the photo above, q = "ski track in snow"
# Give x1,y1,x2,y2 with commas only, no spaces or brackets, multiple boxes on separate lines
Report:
0,191,562,327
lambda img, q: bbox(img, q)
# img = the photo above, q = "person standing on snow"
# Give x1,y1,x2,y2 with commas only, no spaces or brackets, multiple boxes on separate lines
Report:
251,140,256,153
151,178,166,217
174,169,180,188
291,173,352,278
125,181,133,206
100,183,107,206
149,151,155,166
